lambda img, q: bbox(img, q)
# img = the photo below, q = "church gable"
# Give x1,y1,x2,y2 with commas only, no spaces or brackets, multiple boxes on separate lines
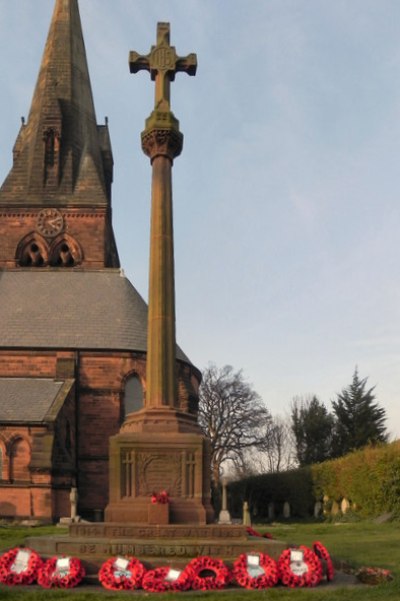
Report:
0,377,76,519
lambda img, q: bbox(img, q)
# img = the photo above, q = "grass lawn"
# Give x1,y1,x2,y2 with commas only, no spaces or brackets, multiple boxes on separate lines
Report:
0,520,399,600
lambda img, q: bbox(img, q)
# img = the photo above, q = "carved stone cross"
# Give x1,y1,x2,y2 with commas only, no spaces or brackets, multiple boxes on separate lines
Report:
129,22,197,112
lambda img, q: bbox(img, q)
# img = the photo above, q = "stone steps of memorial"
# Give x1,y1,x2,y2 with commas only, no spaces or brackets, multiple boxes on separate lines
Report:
26,528,287,574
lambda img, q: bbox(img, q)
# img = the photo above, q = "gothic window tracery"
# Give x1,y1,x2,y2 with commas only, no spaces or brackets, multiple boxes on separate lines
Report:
49,235,82,267
16,233,83,268
16,233,49,267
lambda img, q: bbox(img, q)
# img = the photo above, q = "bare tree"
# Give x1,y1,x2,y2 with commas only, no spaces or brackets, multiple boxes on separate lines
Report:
261,415,295,472
198,364,271,485
243,414,296,474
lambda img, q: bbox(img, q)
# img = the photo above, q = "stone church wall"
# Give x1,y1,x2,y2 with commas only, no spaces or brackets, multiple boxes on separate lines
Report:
0,349,200,520
0,351,56,378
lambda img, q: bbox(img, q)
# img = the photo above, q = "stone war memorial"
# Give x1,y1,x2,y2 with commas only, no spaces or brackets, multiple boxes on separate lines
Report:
0,0,286,574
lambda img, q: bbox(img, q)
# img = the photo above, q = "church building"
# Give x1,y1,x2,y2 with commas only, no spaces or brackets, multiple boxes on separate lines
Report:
0,0,200,521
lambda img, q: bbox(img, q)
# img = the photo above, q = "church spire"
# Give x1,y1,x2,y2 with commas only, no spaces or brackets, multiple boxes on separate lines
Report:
0,0,112,207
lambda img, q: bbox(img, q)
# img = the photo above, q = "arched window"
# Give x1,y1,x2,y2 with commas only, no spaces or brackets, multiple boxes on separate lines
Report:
16,233,49,267
10,438,30,482
49,235,82,267
123,375,144,418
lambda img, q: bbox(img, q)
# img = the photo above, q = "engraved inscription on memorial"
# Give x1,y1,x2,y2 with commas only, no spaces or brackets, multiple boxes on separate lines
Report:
70,524,248,540
138,452,182,496
69,542,253,558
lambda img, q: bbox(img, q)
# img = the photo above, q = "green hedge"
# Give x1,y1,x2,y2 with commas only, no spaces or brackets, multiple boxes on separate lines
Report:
228,441,400,519
228,467,314,519
311,440,400,517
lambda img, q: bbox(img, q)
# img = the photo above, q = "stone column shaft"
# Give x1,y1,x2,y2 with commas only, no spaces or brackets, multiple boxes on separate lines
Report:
146,153,176,407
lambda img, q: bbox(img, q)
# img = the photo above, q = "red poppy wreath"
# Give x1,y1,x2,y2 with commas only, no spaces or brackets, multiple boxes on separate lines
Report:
151,490,170,504
185,556,230,590
233,552,279,589
98,556,145,591
142,566,192,592
278,546,323,588
37,556,85,589
246,526,274,539
0,547,43,586
313,541,335,582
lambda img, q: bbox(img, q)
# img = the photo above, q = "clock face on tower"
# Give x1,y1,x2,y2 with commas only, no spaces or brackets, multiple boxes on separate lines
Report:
36,208,64,238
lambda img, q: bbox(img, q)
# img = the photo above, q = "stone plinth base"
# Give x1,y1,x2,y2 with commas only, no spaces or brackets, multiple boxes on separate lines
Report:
26,523,287,575
105,430,214,525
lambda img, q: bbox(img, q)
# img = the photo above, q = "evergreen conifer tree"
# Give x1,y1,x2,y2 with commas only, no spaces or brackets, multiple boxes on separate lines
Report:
291,396,335,466
332,368,387,456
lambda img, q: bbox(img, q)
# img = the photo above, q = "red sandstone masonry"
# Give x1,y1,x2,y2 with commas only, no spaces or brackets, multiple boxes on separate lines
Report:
0,352,200,518
0,353,56,377
0,209,109,267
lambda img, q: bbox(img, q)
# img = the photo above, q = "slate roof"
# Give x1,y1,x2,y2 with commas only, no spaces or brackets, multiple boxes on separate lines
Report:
0,269,190,362
0,378,72,422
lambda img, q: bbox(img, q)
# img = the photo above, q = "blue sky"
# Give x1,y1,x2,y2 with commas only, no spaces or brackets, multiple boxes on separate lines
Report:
1,1,399,438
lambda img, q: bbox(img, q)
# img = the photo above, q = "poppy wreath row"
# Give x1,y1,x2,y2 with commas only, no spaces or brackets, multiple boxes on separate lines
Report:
98,547,331,592
0,548,43,586
0,544,334,591
98,556,145,591
37,557,85,589
98,556,231,592
0,548,85,589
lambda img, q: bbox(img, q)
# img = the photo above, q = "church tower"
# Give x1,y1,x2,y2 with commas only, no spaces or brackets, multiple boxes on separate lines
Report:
0,0,200,521
0,0,118,269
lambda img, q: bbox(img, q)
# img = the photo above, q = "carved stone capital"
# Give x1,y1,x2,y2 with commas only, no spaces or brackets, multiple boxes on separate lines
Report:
141,127,183,161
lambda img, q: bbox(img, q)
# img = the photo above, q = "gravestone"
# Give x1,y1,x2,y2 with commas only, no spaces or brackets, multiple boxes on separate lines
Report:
58,487,80,526
283,501,291,519
314,500,322,518
218,479,232,524
70,488,79,522
242,501,251,526
268,502,275,520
